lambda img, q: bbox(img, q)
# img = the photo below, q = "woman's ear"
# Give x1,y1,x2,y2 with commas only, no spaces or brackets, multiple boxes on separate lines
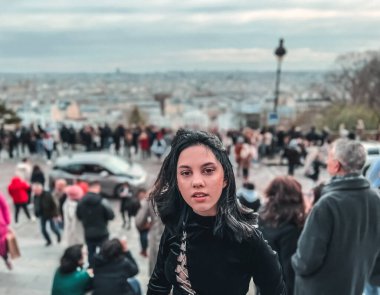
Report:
223,180,227,188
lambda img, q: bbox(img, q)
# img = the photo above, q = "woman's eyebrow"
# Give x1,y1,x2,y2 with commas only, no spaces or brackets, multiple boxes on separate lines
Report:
202,162,217,167
177,162,216,169
178,165,191,169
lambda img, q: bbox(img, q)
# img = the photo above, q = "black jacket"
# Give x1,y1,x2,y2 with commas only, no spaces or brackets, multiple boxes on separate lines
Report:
260,221,302,295
148,210,286,295
31,170,45,186
34,191,58,219
76,192,115,241
93,251,139,295
292,174,380,295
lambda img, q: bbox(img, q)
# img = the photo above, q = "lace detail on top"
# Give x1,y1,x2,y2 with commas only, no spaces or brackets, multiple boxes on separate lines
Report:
175,230,197,295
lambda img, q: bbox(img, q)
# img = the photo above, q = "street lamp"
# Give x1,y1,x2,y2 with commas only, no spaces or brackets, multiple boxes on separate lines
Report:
273,38,286,114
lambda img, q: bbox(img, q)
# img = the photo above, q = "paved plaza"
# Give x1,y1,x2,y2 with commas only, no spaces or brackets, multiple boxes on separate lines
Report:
0,153,329,294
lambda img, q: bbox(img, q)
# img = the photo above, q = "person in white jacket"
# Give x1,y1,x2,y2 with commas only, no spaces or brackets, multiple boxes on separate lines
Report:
63,185,85,246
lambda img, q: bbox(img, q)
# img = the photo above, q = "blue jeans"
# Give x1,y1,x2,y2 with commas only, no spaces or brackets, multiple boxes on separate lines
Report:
40,217,60,244
364,282,380,295
127,277,142,295
86,237,108,268
139,229,149,251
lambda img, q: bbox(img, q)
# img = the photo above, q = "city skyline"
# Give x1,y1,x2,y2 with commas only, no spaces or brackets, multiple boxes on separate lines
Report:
1,0,380,73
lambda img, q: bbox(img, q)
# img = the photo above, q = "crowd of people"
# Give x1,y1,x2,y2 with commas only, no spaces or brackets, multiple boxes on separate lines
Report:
0,123,170,162
0,125,379,294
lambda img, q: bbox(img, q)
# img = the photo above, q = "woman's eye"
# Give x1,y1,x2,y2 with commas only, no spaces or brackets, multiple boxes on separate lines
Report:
180,171,191,176
203,168,215,174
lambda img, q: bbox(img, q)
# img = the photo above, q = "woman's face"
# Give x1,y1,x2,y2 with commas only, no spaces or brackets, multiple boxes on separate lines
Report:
177,145,226,216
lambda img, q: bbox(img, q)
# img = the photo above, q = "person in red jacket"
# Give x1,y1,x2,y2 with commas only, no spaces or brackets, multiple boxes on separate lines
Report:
8,173,31,223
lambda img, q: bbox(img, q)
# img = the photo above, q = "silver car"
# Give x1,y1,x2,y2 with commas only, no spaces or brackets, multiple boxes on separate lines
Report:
361,141,380,176
49,152,147,197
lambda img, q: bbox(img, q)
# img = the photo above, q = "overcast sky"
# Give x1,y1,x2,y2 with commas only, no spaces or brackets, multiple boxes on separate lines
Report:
1,0,379,73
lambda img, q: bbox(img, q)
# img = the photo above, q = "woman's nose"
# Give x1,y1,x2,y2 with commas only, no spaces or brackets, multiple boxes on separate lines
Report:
192,174,205,188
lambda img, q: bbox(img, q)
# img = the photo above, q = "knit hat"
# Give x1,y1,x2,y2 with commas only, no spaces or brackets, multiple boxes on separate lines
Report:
65,185,84,201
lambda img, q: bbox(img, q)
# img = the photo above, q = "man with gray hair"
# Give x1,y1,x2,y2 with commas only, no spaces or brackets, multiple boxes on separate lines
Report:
292,138,380,294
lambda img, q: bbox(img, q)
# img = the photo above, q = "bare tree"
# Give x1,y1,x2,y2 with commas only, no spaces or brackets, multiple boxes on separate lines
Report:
327,50,380,110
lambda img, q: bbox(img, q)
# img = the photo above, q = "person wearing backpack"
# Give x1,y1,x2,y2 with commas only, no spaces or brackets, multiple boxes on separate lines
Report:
76,181,114,267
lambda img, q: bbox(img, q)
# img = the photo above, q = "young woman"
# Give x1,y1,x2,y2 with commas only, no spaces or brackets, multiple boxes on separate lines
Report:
259,176,306,295
148,129,285,295
51,244,92,295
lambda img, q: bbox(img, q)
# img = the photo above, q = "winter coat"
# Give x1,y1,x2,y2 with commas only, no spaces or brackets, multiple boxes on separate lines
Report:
292,174,380,295
63,199,84,246
260,221,302,295
76,192,114,241
8,176,30,204
93,251,139,295
34,191,59,219
31,170,45,186
237,188,261,212
134,199,164,274
0,193,11,257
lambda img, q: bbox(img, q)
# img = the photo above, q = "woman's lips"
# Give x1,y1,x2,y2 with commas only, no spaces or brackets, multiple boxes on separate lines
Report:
192,193,208,202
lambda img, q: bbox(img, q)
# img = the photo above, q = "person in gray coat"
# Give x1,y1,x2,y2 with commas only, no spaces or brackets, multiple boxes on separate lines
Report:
134,189,164,274
292,138,380,295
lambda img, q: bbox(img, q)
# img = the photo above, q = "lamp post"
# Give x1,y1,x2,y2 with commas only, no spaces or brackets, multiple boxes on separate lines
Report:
273,38,286,114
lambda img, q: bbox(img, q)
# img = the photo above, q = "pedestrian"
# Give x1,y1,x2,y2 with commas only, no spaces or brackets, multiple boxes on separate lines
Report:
0,191,12,270
42,132,54,162
147,129,285,294
93,238,141,295
8,171,31,223
134,189,164,275
31,164,45,186
75,179,88,195
16,158,32,182
291,139,380,295
134,188,151,257
52,178,67,229
63,185,85,246
32,183,61,246
236,182,261,212
305,151,326,183
233,136,244,177
76,181,114,267
259,176,306,295
150,132,167,161
283,139,301,176
118,182,140,229
239,139,253,181
51,244,93,295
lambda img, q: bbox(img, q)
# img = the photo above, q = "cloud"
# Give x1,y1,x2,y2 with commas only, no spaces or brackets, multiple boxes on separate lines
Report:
1,9,380,32
1,1,379,72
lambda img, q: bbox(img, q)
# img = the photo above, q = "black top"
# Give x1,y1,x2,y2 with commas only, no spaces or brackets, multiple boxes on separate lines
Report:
260,221,302,295
148,210,286,295
93,251,138,295
76,192,115,241
34,191,58,219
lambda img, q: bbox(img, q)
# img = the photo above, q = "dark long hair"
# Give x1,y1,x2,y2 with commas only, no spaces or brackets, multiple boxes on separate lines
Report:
99,238,124,262
59,244,83,274
259,176,306,228
150,129,258,242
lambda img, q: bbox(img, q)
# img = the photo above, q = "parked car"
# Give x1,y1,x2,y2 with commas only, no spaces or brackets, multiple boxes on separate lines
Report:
361,141,380,176
49,152,147,197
